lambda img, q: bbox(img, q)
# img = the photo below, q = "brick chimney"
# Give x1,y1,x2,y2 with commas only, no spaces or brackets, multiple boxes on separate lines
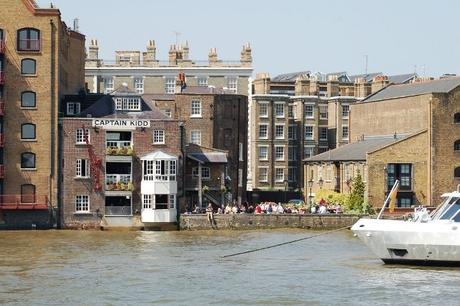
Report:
309,76,319,96
143,40,157,66
327,74,340,97
88,39,99,59
240,42,252,67
354,77,371,98
295,74,311,95
371,75,389,93
208,48,218,66
253,73,271,94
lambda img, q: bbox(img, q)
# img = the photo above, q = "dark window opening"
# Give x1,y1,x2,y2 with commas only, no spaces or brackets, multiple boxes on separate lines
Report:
106,162,131,174
21,123,36,139
21,91,36,107
21,152,36,169
455,167,460,179
17,28,40,51
455,113,460,123
21,59,36,75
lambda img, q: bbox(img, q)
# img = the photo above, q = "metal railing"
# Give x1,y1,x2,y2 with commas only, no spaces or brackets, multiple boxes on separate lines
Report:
105,205,132,216
105,174,133,191
106,141,133,156
18,39,40,52
0,195,49,209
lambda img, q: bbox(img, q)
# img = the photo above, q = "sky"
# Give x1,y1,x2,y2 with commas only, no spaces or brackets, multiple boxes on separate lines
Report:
38,0,460,78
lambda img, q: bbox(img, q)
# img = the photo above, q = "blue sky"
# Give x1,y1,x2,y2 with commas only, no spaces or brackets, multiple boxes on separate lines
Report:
38,0,460,77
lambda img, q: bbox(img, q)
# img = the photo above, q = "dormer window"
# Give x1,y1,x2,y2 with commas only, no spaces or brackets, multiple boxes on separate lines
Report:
115,97,141,111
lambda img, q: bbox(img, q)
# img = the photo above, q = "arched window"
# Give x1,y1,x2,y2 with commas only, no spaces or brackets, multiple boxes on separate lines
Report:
455,140,460,152
21,91,36,107
21,59,36,75
455,167,460,179
21,152,36,169
21,184,36,203
455,113,460,123
21,123,36,140
17,28,40,51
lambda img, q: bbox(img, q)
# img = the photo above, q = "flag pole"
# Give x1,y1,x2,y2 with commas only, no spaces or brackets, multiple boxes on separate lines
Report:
377,180,399,219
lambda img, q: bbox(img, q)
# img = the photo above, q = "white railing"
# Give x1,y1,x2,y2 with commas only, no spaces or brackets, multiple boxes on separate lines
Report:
106,140,132,148
143,174,176,182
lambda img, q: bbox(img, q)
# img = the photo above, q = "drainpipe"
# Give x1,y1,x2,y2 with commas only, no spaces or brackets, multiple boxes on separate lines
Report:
178,123,185,224
49,19,57,226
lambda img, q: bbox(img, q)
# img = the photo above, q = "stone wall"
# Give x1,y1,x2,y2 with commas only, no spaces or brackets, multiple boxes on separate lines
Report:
180,214,361,230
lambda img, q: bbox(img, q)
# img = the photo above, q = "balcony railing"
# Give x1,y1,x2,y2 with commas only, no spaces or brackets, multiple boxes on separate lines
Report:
0,195,49,210
106,141,133,156
0,40,5,54
106,174,133,191
0,102,4,116
105,205,132,216
143,174,176,182
0,72,4,85
18,39,40,52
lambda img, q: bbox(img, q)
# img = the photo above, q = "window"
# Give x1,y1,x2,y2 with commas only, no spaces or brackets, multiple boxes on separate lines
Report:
76,159,89,177
454,167,460,179
455,140,460,151
164,109,172,118
319,146,328,153
259,124,268,139
119,56,131,63
192,167,210,179
288,125,297,140
143,194,153,209
304,126,314,140
288,105,296,118
21,123,36,140
165,77,175,94
191,100,202,117
304,104,314,118
258,167,268,182
114,97,141,111
239,143,244,161
153,130,165,144
342,105,349,118
259,102,268,118
342,126,349,139
288,146,296,161
76,128,89,144
275,102,284,117
75,195,90,213
227,77,237,93
190,130,201,145
319,105,328,119
21,184,36,203
21,59,36,75
104,77,114,94
17,28,40,51
66,102,81,115
197,77,208,87
454,113,460,123
275,168,284,182
238,169,243,188
304,146,314,158
275,125,284,139
319,127,328,141
387,163,412,191
288,167,297,182
21,152,36,169
21,91,36,108
275,146,284,161
143,160,176,181
258,146,268,160
134,77,144,94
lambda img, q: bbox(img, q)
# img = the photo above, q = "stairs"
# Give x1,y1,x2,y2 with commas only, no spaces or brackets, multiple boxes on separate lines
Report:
203,190,222,206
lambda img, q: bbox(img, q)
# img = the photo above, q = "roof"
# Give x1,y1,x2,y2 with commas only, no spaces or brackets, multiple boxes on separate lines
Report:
110,84,139,96
142,94,175,101
187,152,228,164
303,136,406,163
388,73,417,84
348,72,383,83
363,77,460,102
272,71,311,82
140,151,177,160
180,86,235,95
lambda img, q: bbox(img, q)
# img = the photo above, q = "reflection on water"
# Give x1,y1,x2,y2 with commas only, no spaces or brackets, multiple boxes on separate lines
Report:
1,229,460,305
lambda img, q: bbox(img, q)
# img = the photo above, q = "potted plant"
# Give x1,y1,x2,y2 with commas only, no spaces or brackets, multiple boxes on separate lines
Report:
126,146,134,156
202,185,209,193
127,181,134,191
107,181,114,190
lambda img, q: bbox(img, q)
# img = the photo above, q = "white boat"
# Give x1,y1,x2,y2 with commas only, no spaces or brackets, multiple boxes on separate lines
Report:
352,187,460,266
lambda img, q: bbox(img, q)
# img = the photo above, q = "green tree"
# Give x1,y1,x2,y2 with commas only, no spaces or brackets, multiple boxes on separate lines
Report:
347,171,365,213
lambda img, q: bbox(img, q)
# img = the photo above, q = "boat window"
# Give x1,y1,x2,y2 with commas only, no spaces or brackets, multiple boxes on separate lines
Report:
439,198,460,220
453,210,460,222
432,196,457,220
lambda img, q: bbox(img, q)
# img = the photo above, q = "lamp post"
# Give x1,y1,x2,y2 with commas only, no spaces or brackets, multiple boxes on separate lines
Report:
283,179,289,204
318,177,324,189
308,178,314,206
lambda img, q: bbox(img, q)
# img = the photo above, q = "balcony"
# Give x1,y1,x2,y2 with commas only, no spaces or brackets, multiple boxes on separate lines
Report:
0,40,5,54
0,102,4,116
106,141,134,156
105,196,132,216
0,195,49,210
106,174,133,191
0,72,4,85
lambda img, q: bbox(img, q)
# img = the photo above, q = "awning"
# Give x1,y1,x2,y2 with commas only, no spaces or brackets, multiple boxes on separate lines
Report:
187,152,227,164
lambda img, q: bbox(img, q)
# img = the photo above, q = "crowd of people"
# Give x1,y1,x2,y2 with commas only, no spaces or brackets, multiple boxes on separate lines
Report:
189,199,343,215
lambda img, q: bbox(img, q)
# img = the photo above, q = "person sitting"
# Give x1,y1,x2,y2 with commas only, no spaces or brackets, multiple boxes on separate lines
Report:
335,204,343,214
311,205,317,214
318,204,327,214
277,203,284,214
267,203,273,214
255,204,262,214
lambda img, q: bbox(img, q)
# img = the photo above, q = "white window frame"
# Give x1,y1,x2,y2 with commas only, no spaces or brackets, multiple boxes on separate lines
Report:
104,77,114,94
114,97,141,111
275,168,284,183
76,128,89,145
193,167,210,180
75,159,90,178
342,104,350,118
190,130,201,145
274,102,285,118
191,100,202,117
197,76,208,87
342,126,349,140
319,105,328,119
134,77,144,94
165,77,175,94
258,124,268,139
75,195,89,213
259,102,268,118
275,124,285,139
304,104,314,119
143,194,153,209
66,102,81,115
258,167,268,183
275,145,285,161
304,146,314,158
258,145,268,161
153,130,165,144
304,125,314,140
227,77,238,93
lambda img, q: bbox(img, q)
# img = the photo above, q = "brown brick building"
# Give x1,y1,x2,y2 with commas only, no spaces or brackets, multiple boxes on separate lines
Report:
60,85,182,229
0,0,85,228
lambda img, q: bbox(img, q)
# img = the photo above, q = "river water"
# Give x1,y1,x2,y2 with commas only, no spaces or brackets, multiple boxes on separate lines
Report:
0,229,459,306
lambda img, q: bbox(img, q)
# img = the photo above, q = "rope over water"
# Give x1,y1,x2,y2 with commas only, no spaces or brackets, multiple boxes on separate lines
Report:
222,226,351,258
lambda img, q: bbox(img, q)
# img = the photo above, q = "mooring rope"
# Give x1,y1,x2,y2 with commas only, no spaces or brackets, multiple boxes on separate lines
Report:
222,226,351,258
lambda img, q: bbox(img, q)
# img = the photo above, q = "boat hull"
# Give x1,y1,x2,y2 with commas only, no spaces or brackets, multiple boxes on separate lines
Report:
351,218,460,266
